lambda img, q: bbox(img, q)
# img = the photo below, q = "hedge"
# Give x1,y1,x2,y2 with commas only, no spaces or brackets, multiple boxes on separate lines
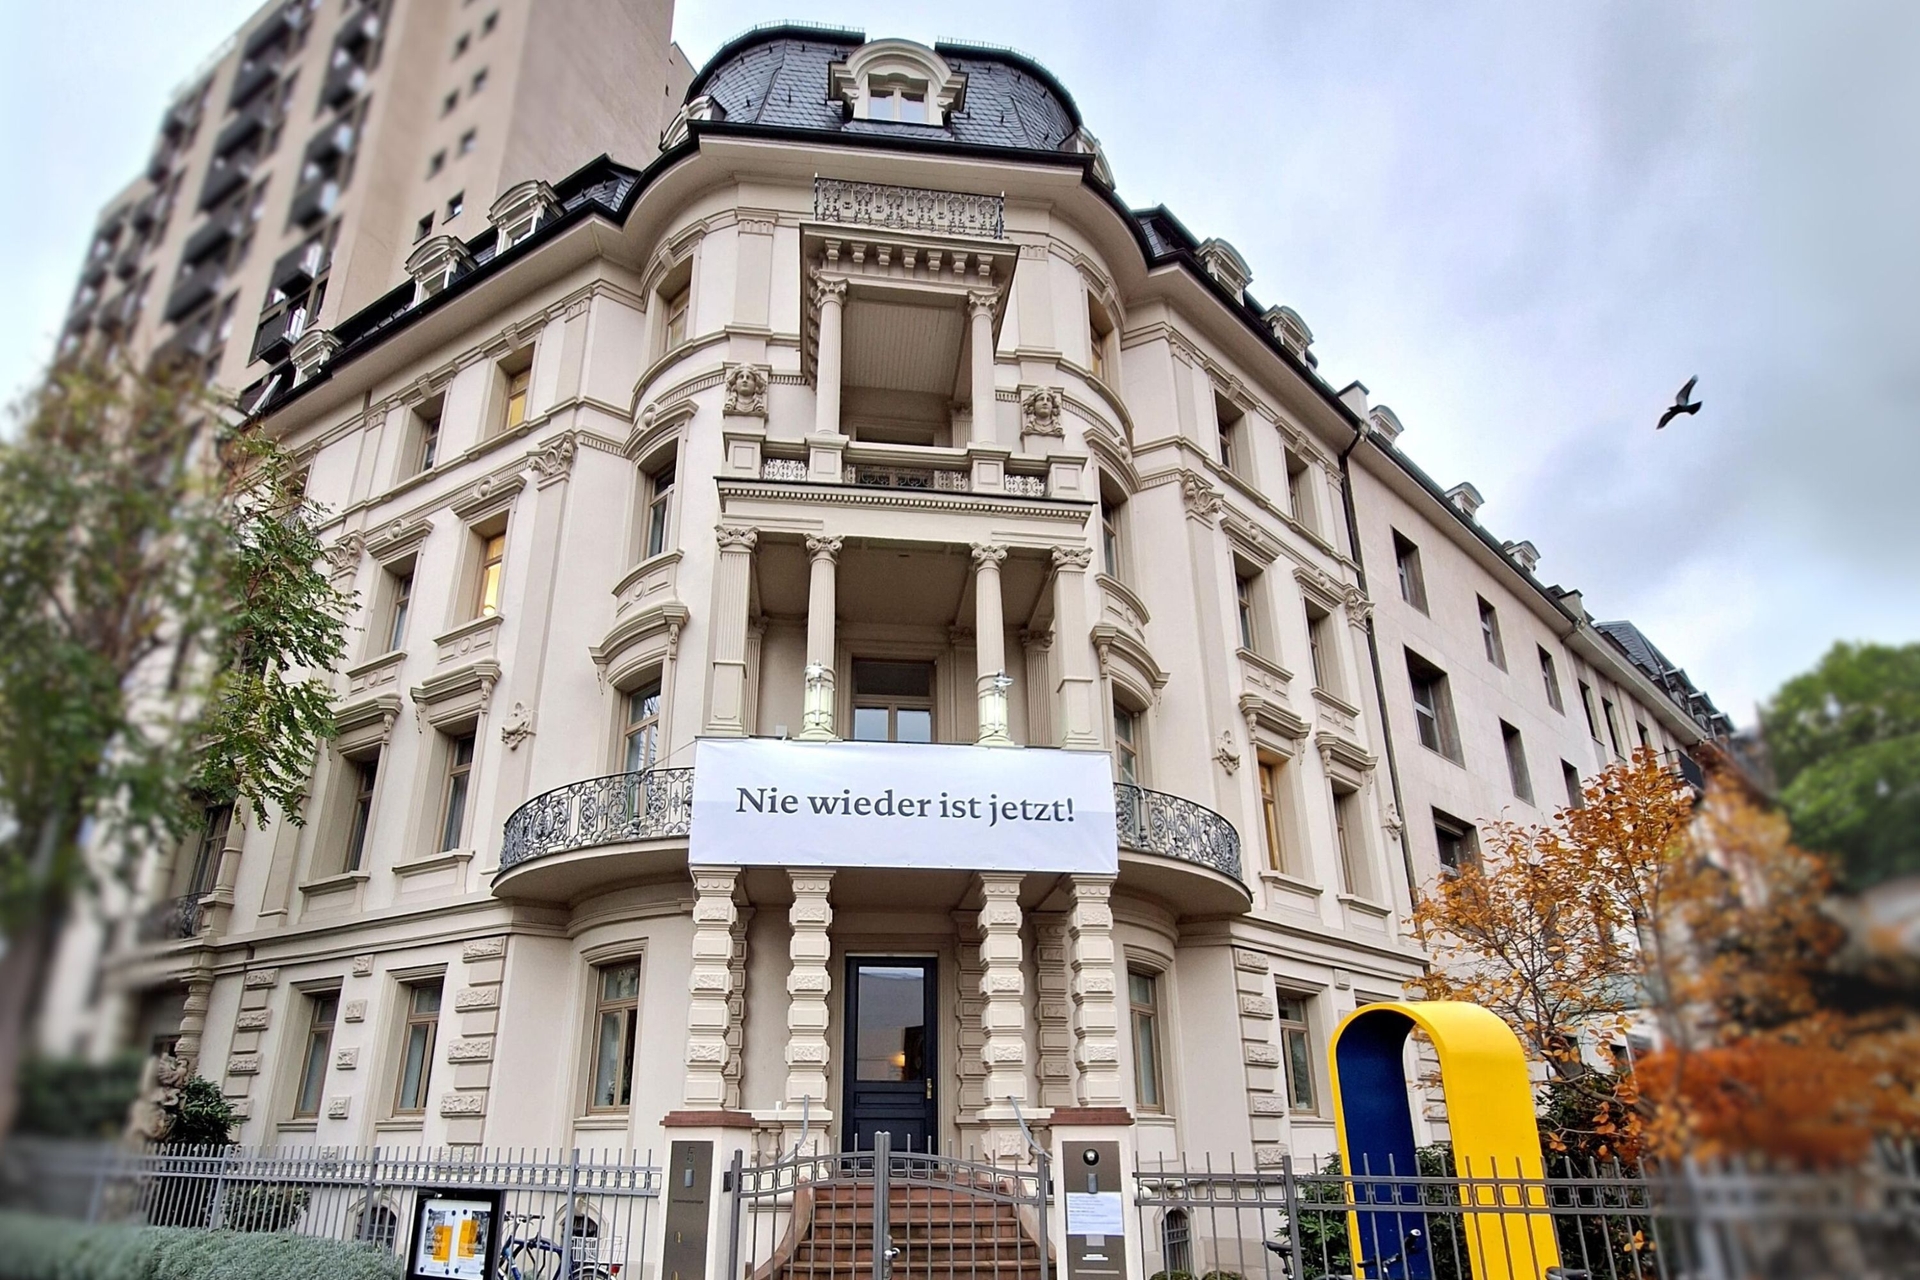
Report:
0,1212,401,1280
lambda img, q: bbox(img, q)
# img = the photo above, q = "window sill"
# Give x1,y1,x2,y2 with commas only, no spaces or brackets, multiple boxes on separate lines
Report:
573,1114,632,1130
375,1118,426,1133
1419,743,1466,768
1259,870,1323,897
393,848,473,879
1337,893,1393,919
277,1120,319,1134
299,870,370,898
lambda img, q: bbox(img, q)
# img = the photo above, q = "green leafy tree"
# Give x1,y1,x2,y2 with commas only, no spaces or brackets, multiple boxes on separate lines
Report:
1760,641,1920,888
0,358,350,1137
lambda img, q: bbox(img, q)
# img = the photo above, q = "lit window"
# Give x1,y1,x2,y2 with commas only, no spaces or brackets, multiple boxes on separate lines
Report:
1539,647,1565,713
1129,970,1164,1111
589,962,641,1111
439,733,475,851
624,682,661,773
502,365,529,429
1113,702,1141,783
1502,720,1534,803
294,992,338,1119
475,532,505,617
1478,597,1506,668
851,660,933,743
345,754,378,871
1258,760,1286,873
1276,994,1317,1111
392,982,442,1115
644,464,675,558
1393,532,1427,613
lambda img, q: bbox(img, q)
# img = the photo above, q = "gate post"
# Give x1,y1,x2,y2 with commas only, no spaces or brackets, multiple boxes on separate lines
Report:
872,1131,892,1280
1049,1114,1139,1280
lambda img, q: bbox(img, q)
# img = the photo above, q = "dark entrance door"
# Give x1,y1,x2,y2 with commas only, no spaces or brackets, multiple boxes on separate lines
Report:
843,957,937,1152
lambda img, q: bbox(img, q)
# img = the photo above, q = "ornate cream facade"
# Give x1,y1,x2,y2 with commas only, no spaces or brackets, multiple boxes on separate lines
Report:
44,27,1725,1188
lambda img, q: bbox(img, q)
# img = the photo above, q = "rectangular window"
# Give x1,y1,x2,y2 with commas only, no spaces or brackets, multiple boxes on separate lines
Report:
1087,298,1113,383
1113,702,1141,784
411,397,443,475
644,464,675,559
502,365,529,429
1603,698,1625,758
1276,994,1316,1111
392,981,442,1115
1393,532,1428,613
1637,721,1653,751
588,962,640,1111
624,681,661,772
1433,810,1477,874
1100,498,1122,577
446,191,464,220
345,753,379,871
1539,647,1565,712
1234,572,1259,651
1502,720,1534,803
439,733,475,851
294,992,338,1118
1259,759,1286,874
1579,680,1601,740
1215,393,1244,475
458,128,477,157
185,804,232,899
1129,970,1164,1112
663,284,690,350
1306,603,1334,691
1563,760,1585,809
384,570,413,653
1405,650,1461,762
474,531,505,617
850,660,934,744
1285,451,1314,529
1331,785,1361,894
414,212,433,243
1478,596,1506,668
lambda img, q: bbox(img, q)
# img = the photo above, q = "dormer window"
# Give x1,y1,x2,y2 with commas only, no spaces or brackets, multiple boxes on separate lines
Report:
829,39,967,128
868,77,927,123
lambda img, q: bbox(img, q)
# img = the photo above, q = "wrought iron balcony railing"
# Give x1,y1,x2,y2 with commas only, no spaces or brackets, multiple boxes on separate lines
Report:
1115,782,1245,884
500,767,695,871
498,766,1244,890
136,894,204,944
813,178,1005,240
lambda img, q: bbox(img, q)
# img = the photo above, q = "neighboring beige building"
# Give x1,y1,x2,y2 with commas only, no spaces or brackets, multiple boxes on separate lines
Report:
43,22,1726,1211
56,0,691,394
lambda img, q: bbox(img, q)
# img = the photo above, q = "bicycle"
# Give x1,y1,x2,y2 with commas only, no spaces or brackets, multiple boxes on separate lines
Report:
495,1211,618,1280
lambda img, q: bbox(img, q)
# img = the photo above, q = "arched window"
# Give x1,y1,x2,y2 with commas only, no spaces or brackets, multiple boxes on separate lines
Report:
356,1203,398,1251
1161,1208,1193,1275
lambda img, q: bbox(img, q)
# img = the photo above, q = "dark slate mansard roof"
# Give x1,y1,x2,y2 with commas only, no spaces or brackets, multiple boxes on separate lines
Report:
248,24,1727,739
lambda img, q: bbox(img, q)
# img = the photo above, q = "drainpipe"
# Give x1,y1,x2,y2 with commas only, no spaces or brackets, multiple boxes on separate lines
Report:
1337,418,1420,908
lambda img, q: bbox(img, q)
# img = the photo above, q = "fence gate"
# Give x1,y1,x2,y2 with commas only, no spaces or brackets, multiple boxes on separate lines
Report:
727,1132,1052,1280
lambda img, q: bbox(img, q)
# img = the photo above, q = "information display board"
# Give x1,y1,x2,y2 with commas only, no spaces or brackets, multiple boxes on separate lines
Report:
406,1187,504,1280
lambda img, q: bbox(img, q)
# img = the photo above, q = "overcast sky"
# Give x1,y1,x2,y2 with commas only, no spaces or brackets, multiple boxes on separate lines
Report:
4,1,1915,725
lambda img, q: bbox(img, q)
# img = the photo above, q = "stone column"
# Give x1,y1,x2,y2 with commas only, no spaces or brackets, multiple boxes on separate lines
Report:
796,535,842,741
971,543,1014,746
813,278,848,439
683,866,740,1111
1033,912,1077,1109
1067,875,1124,1107
705,526,757,735
724,906,754,1113
1049,546,1103,748
975,873,1030,1157
784,871,835,1152
966,289,999,448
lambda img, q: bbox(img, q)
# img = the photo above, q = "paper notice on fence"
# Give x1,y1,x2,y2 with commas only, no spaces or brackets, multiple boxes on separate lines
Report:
1066,1191,1125,1237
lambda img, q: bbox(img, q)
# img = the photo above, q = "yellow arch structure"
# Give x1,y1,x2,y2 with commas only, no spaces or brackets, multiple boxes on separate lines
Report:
1327,1001,1560,1279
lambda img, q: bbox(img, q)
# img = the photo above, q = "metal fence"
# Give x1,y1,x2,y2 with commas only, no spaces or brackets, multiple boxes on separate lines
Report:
1134,1150,1920,1280
728,1133,1051,1280
1,1139,660,1277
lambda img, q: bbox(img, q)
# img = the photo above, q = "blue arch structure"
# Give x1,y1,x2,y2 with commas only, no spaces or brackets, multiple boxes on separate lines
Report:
1328,1001,1562,1280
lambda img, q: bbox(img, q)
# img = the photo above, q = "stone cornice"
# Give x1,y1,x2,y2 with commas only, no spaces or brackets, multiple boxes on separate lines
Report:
715,479,1091,521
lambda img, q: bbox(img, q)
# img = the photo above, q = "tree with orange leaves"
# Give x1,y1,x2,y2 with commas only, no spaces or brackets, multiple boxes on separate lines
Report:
1413,749,1920,1166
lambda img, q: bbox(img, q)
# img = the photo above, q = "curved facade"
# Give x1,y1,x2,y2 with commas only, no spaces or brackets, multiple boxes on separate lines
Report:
52,27,1724,1186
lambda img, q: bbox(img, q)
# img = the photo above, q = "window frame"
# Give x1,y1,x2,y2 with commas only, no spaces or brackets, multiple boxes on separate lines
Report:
643,462,676,560
1501,720,1535,804
622,680,662,773
391,980,443,1117
849,659,935,744
1405,650,1462,763
1112,699,1143,784
1579,680,1602,741
1305,601,1336,693
438,732,476,852
383,566,414,654
1275,991,1318,1113
344,751,380,871
1284,450,1315,531
1602,698,1625,758
586,960,642,1113
292,990,339,1120
1258,758,1287,874
1539,647,1565,713
1478,596,1507,669
1234,570,1261,653
1331,783,1364,896
1128,967,1166,1114
473,527,506,619
1433,810,1479,876
1562,760,1585,810
1214,392,1246,477
1087,295,1115,384
1392,531,1428,613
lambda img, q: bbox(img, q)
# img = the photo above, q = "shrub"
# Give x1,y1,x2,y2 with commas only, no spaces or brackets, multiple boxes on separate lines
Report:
15,1056,147,1139
0,1211,401,1280
219,1184,310,1233
162,1078,235,1148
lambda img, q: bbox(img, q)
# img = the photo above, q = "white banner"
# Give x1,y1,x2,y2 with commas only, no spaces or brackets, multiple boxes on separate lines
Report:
690,738,1118,873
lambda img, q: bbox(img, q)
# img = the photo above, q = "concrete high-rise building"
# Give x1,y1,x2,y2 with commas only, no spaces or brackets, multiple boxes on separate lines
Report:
35,24,1729,1276
55,0,691,395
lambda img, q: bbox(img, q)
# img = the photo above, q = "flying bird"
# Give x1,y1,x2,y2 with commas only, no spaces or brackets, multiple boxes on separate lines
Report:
1657,376,1702,429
